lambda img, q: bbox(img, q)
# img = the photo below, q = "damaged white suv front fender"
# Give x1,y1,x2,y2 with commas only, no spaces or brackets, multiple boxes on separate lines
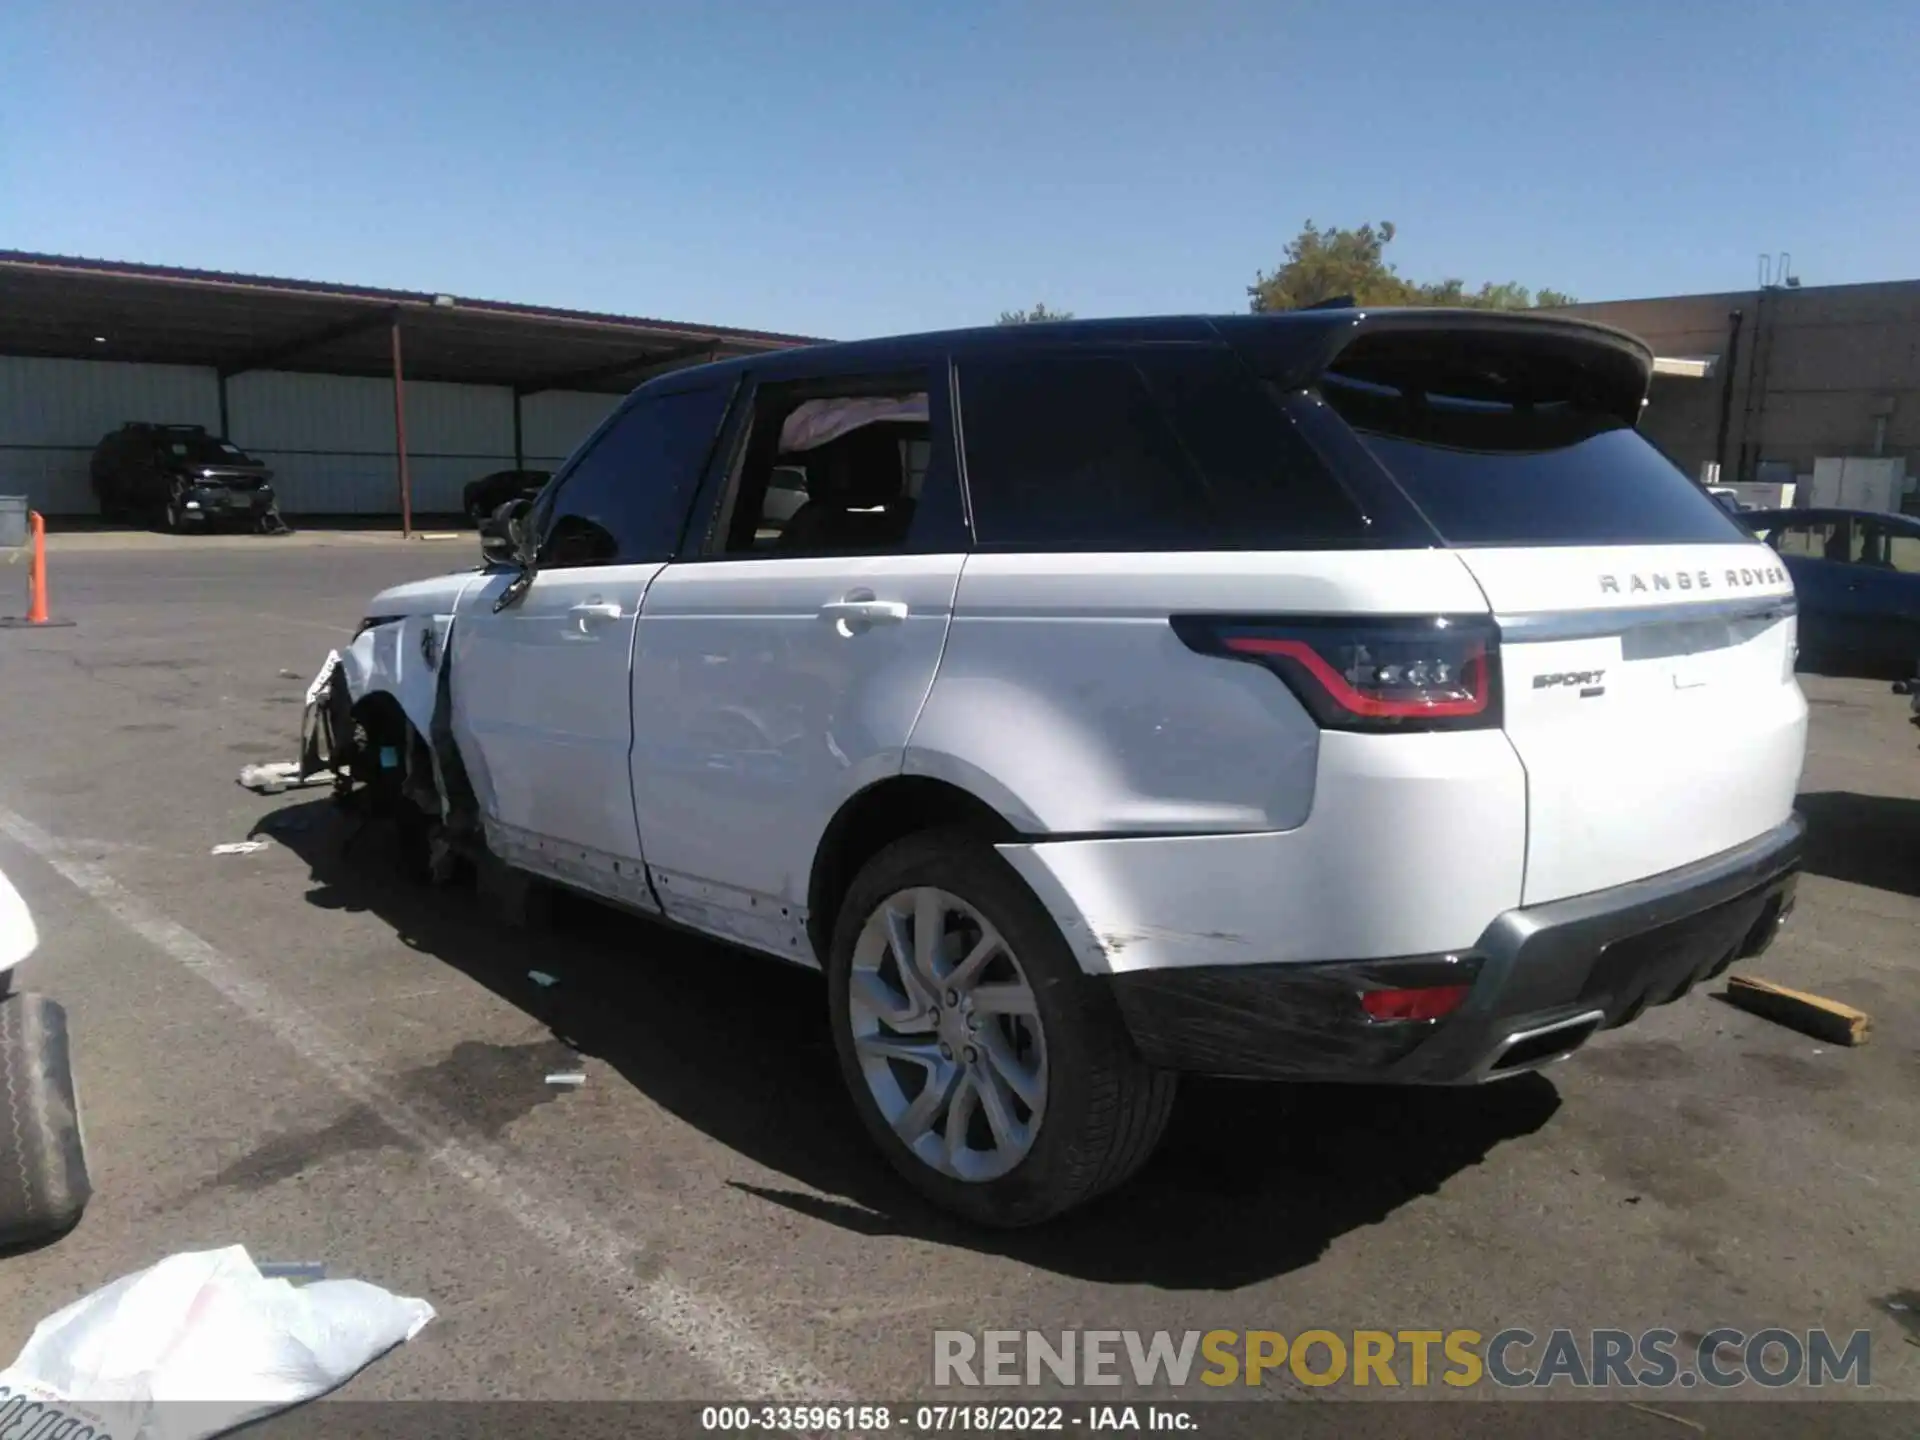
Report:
327,571,486,740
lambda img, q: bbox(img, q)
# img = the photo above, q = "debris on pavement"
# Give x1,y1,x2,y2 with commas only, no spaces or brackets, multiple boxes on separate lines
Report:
527,970,559,988
545,1071,586,1088
1723,973,1872,1046
210,841,270,856
0,1244,432,1440
238,760,333,796
257,1261,328,1282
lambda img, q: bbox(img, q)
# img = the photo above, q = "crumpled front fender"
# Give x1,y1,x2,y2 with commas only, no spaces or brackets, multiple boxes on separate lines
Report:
339,613,456,740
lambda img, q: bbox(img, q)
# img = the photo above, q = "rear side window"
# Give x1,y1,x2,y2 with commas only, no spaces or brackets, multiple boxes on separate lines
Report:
1316,334,1745,547
957,348,1366,551
538,383,730,568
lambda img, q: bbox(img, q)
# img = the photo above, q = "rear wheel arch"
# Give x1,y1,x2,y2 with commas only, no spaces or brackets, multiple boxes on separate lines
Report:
807,776,1021,961
822,826,1177,1225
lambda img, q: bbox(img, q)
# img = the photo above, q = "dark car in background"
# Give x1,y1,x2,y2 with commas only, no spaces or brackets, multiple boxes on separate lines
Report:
1745,506,1920,678
90,423,280,533
462,468,550,525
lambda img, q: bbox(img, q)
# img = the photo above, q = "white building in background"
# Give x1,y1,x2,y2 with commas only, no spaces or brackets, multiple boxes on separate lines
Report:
0,252,817,519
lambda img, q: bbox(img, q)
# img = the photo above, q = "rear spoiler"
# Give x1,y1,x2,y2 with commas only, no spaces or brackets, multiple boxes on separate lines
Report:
1213,309,1657,427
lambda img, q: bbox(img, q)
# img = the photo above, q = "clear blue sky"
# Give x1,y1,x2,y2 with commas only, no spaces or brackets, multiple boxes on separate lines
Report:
2,1,1914,340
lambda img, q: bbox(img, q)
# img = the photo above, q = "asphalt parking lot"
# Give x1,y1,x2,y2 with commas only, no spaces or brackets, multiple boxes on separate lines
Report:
0,533,1915,1419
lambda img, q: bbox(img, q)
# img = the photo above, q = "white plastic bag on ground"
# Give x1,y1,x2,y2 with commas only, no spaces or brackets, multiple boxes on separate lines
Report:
0,1245,434,1440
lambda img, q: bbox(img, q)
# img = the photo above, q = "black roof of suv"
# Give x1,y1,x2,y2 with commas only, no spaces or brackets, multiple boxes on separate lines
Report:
640,308,1656,415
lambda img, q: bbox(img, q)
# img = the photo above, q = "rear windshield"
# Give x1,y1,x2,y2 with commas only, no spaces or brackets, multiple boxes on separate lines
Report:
1317,344,1747,547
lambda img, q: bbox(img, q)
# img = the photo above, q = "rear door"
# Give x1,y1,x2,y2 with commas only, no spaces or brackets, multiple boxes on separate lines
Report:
1308,325,1807,906
629,363,966,959
452,378,733,899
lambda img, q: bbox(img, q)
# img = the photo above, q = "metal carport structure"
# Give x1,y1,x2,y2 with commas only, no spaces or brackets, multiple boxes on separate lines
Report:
0,251,821,532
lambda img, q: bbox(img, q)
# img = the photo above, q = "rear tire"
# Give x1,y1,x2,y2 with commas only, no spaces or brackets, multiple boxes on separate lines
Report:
826,829,1176,1227
0,992,92,1250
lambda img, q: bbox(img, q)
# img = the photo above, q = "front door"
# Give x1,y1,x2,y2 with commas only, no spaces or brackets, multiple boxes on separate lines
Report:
454,563,657,883
452,379,736,902
629,364,966,960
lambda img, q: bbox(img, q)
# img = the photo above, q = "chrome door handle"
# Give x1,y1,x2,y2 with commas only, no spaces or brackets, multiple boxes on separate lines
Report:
819,595,908,634
568,600,623,628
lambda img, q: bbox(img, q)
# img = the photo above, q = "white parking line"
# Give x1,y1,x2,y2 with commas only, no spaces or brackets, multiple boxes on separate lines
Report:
0,801,841,1403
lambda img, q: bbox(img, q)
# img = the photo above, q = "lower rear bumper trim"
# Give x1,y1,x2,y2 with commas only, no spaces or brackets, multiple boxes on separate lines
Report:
1105,814,1805,1084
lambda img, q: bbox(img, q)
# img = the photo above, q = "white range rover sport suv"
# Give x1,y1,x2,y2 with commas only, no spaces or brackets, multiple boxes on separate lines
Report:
303,309,1808,1227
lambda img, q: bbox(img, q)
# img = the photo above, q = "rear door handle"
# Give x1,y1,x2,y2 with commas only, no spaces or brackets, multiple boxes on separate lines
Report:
819,594,908,634
568,600,623,628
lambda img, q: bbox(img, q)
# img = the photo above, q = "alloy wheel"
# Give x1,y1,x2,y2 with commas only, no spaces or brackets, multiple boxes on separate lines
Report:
847,886,1047,1182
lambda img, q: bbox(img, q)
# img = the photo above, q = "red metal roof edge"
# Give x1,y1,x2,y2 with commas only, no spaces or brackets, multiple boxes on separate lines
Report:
0,249,829,348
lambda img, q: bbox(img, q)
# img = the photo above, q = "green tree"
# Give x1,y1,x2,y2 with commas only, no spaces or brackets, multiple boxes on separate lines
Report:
1248,221,1573,312
1248,221,1413,311
997,302,1075,325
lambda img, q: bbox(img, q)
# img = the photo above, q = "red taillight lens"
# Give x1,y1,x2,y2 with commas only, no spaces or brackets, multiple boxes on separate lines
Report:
1360,984,1471,1023
1171,615,1500,732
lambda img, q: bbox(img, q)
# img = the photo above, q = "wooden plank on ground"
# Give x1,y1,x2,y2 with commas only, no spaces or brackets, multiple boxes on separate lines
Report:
1723,974,1871,1046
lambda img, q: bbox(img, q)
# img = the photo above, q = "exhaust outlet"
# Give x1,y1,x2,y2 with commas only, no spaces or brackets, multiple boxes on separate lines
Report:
1478,1009,1607,1081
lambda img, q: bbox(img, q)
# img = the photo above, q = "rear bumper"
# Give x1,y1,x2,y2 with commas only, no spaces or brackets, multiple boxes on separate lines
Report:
1105,814,1804,1084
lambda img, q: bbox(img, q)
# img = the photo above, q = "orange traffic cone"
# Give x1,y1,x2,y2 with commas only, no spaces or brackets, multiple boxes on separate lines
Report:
25,510,48,623
2,511,75,629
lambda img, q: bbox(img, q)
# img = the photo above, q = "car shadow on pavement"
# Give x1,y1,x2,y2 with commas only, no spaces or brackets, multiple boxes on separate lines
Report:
1796,790,1920,900
262,801,1562,1291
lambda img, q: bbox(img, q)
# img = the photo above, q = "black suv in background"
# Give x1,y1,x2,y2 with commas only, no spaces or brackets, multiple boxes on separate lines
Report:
90,423,281,532
462,468,551,525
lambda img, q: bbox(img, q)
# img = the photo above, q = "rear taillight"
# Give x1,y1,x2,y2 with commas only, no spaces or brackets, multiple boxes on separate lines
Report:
1172,615,1500,732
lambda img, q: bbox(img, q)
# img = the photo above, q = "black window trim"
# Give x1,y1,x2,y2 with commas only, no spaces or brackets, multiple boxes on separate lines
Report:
674,358,970,564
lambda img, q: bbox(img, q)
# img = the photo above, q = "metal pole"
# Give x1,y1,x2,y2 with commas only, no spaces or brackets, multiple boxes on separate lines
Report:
391,320,413,538
513,391,524,471
1712,308,1743,478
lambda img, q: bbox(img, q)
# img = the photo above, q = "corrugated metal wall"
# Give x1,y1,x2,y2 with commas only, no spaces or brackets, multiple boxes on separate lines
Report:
521,392,621,466
227,371,516,514
0,356,221,513
0,354,624,516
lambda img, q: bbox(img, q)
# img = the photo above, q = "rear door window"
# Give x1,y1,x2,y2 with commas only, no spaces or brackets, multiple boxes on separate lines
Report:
697,378,952,558
956,347,1367,551
1315,336,1747,547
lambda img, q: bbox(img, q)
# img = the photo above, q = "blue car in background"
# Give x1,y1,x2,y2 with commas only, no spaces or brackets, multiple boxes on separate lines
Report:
1743,507,1920,678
